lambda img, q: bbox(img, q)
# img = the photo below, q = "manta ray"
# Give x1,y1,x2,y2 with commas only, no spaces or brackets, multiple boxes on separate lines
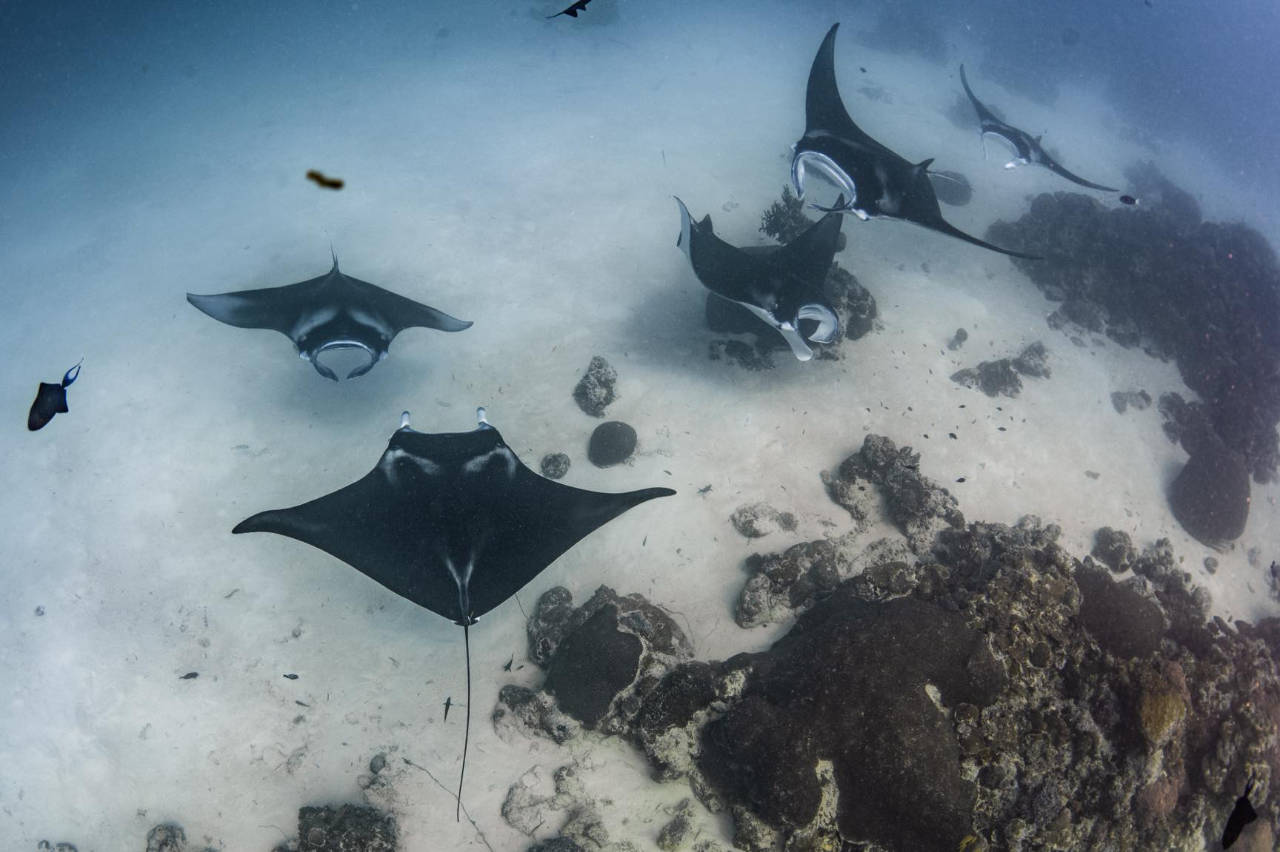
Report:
232,408,674,818
791,23,1038,260
959,64,1119,192
187,252,472,380
674,196,843,361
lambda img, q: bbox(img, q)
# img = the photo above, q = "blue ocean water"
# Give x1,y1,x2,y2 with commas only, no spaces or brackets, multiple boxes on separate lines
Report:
2,1,1278,850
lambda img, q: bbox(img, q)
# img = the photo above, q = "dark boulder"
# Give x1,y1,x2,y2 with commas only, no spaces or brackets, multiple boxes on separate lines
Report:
544,604,642,728
1075,563,1166,659
699,591,1003,850
587,421,637,467
1168,443,1250,550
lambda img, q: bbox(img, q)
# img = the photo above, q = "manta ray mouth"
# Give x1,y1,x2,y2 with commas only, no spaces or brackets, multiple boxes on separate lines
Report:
791,150,858,214
797,304,839,344
981,131,1022,165
308,340,382,381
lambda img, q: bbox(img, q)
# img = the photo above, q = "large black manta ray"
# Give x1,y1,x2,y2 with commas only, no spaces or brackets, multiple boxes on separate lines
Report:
232,408,675,818
959,64,1119,192
187,252,472,381
674,195,844,361
791,23,1039,260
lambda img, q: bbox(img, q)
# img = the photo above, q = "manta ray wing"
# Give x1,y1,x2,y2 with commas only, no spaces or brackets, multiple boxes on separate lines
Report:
674,198,772,303
772,205,844,287
341,274,474,335
959,64,1004,129
186,276,323,337
233,415,674,624
805,23,897,159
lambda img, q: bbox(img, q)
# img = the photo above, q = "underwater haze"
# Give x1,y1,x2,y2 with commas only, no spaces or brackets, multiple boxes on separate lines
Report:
3,1,1280,850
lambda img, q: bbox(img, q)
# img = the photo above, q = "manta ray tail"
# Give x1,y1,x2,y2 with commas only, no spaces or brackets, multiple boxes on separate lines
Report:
1044,161,1119,192
456,621,471,822
929,218,1041,260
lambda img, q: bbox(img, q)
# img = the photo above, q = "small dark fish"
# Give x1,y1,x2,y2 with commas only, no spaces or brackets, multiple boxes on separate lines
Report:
859,66,867,73
1222,780,1258,848
305,169,344,190
697,484,713,495
179,672,199,680
295,700,310,707
1119,194,1138,206
503,655,514,672
283,673,299,680
948,432,957,440
28,360,82,431
956,477,966,483
547,0,593,18
443,696,453,722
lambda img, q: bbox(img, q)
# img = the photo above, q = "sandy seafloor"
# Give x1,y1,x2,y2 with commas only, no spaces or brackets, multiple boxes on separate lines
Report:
2,2,1278,849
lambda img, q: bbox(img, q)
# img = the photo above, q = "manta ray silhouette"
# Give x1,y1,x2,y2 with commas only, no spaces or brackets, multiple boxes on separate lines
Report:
547,0,594,19
959,64,1119,192
791,24,1039,260
674,195,843,361
232,408,675,818
186,252,471,380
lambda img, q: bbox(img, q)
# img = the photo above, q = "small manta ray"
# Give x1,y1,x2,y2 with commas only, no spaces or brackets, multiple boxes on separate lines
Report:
791,24,1037,259
959,64,1119,192
674,196,843,361
232,407,674,819
186,251,472,381
547,0,593,18
28,360,82,431
1222,778,1259,849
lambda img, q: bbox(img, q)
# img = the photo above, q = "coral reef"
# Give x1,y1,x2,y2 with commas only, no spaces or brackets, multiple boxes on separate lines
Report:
573,356,618,418
269,804,396,852
950,341,1050,398
727,502,796,539
1091,526,1136,573
541,452,571,480
1110,390,1152,414
823,434,964,553
502,764,631,851
987,168,1280,482
1167,438,1251,550
498,434,1280,850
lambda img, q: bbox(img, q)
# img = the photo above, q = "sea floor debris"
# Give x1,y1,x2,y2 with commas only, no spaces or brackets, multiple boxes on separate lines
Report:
499,434,1280,850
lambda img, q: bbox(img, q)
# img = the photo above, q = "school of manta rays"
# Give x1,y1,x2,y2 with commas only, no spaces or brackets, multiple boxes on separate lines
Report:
27,21,1156,823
